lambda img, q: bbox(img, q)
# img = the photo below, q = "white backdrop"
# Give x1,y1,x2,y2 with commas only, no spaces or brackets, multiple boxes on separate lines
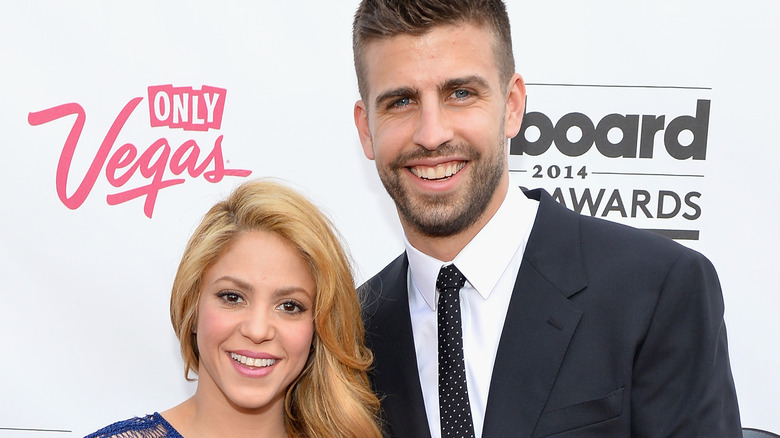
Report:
1,1,778,436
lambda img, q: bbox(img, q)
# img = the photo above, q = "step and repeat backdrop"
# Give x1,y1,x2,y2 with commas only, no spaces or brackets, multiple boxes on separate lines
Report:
2,1,778,435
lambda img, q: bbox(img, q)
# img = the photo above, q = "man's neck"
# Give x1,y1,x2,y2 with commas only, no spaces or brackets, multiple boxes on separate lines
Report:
403,183,508,262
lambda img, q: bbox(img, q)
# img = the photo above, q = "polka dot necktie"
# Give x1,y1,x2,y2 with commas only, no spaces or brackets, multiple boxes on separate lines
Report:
437,264,475,438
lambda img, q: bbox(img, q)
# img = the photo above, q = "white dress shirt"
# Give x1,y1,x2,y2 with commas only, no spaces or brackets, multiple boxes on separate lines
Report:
405,185,538,438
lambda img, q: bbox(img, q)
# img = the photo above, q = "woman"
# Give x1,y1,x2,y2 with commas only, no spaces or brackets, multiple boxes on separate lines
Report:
88,179,382,438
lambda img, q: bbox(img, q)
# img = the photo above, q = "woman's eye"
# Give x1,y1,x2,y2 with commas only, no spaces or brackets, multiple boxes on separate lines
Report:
278,300,304,314
217,291,244,304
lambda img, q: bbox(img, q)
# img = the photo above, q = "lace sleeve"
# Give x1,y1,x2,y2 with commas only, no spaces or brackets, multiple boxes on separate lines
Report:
85,413,182,438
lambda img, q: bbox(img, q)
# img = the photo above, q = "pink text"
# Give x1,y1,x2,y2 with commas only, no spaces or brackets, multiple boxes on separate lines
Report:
148,85,226,131
28,97,251,218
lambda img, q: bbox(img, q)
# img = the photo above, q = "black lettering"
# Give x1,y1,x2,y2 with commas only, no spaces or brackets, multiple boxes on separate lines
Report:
512,100,710,161
554,112,594,157
632,190,653,218
601,189,627,217
569,187,605,216
664,99,710,160
683,192,702,220
595,114,639,158
657,190,681,218
511,111,554,156
639,115,665,158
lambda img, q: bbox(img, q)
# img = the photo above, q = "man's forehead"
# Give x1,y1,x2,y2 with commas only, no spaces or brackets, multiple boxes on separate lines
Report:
360,24,500,100
363,22,495,53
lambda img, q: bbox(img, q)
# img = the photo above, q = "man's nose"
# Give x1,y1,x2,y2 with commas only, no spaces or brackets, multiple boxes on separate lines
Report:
412,102,454,150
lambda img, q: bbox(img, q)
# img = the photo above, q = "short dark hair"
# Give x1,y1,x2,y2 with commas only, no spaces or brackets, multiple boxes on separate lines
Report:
352,0,515,100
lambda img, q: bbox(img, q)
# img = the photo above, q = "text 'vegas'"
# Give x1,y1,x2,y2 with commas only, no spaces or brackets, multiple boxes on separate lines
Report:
28,95,251,218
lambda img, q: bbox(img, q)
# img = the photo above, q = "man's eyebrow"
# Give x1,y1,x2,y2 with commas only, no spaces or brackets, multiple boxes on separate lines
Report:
374,87,418,107
373,76,491,108
440,75,491,92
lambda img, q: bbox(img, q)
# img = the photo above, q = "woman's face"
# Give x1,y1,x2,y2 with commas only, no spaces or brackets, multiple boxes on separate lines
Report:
194,230,315,413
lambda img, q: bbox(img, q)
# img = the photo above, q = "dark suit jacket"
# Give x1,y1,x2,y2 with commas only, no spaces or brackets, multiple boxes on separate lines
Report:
360,189,741,437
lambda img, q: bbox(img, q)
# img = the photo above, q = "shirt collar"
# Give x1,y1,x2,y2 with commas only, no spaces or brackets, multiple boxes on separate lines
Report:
405,185,536,310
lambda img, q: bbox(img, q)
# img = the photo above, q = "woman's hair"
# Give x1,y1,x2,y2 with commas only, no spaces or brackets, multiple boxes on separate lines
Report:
170,178,382,438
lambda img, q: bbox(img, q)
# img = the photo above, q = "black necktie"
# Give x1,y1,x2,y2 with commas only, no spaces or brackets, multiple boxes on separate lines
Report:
437,264,475,438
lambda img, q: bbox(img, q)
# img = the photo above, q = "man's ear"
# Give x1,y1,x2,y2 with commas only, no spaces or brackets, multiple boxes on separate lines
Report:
504,73,526,139
354,100,375,160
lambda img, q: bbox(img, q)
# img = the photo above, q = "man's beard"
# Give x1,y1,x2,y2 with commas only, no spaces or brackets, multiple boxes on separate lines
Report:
375,135,506,238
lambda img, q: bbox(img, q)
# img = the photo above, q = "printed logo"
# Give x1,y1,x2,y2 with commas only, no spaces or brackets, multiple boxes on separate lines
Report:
510,83,712,241
28,85,251,218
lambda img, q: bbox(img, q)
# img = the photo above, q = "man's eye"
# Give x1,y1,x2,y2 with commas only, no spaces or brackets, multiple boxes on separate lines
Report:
392,97,411,108
452,89,470,99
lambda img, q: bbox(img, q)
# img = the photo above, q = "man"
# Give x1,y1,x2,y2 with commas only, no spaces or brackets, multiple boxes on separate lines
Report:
351,0,741,436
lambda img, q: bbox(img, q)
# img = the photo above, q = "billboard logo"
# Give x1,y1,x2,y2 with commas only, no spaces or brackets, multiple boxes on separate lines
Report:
512,99,710,160
509,84,712,241
28,85,251,218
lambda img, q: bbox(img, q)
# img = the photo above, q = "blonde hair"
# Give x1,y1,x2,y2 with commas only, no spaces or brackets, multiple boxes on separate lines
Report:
170,178,382,438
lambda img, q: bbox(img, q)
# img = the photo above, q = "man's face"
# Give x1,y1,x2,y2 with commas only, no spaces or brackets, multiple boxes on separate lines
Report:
354,23,525,240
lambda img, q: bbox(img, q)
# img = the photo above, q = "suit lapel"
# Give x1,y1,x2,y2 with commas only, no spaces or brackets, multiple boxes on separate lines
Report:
363,254,432,438
482,189,587,437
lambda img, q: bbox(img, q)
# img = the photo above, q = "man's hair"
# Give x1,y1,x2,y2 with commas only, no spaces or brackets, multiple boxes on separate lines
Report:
352,0,515,100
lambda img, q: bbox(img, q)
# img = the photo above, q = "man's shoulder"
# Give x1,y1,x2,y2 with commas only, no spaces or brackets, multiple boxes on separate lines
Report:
359,252,407,301
360,252,407,285
358,253,409,324
576,208,702,265
530,187,696,259
525,187,717,288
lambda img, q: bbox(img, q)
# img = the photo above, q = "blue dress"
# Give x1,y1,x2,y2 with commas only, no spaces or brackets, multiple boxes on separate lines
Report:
85,412,183,438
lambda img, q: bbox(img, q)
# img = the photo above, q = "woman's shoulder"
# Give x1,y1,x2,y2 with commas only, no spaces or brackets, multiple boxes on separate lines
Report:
85,412,183,438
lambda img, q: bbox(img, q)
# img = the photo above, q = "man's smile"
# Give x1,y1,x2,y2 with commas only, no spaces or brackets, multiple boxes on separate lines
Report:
409,161,466,180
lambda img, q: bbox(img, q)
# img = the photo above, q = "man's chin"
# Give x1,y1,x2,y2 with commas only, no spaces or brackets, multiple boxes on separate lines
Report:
398,205,475,238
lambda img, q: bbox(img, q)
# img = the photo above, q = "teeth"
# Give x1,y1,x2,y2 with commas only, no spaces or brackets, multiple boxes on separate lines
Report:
412,162,465,180
230,352,277,368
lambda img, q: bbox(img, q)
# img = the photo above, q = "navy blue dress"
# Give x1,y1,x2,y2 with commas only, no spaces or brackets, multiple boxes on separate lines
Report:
85,413,183,438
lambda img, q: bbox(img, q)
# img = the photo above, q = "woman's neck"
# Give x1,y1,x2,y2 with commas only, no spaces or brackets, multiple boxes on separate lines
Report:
162,392,288,438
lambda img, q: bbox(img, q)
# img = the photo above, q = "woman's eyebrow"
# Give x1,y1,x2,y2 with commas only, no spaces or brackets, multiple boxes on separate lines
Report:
212,275,254,291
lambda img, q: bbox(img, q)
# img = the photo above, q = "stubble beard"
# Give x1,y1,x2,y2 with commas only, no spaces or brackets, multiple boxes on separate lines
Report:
375,132,507,238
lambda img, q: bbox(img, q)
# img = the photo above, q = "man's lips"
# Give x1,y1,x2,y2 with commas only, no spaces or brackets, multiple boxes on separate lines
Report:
409,161,466,180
